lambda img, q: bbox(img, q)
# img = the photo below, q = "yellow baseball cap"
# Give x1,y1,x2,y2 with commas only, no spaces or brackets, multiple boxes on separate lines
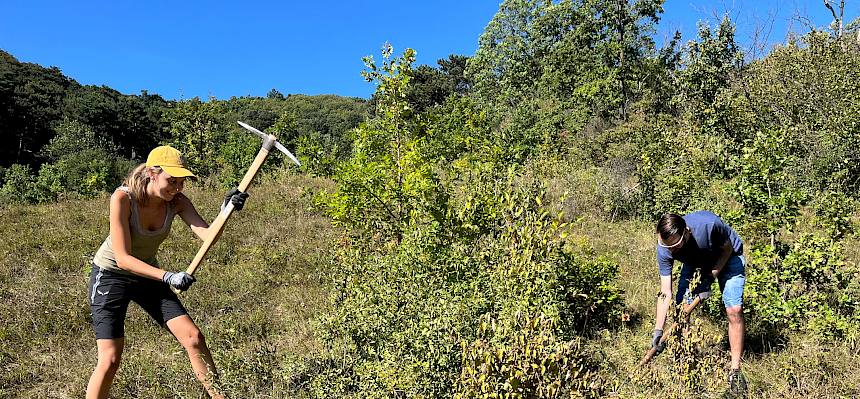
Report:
145,146,197,179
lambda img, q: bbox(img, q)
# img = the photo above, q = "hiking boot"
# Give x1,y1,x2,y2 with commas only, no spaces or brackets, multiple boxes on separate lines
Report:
727,368,747,398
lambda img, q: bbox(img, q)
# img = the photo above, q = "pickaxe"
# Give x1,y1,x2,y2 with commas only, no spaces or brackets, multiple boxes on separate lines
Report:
638,294,703,366
172,121,301,294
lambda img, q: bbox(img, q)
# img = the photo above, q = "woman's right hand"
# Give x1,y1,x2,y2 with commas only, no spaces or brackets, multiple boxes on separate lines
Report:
652,329,666,354
163,271,196,290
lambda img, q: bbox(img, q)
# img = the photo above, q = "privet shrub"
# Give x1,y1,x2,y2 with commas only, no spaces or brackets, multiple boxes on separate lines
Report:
0,119,132,205
745,234,860,340
659,315,725,396
306,46,622,398
36,148,132,200
637,275,725,396
308,229,487,398
0,164,44,205
211,125,262,188
742,31,860,195
165,96,229,178
632,118,717,217
734,129,805,242
811,190,855,240
294,130,348,177
455,313,604,399
309,181,622,398
481,184,622,332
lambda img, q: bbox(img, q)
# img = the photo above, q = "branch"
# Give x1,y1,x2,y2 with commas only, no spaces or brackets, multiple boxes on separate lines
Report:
822,0,844,37
359,180,400,228
791,13,817,34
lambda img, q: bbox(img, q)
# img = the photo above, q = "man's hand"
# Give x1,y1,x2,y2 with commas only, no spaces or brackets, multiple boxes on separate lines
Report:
711,266,722,279
222,188,250,211
712,242,733,279
652,329,667,354
163,271,196,291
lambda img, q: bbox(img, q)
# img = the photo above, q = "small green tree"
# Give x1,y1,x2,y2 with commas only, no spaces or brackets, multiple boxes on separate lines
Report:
308,45,622,399
321,45,443,243
166,96,228,178
734,129,805,244
677,16,745,143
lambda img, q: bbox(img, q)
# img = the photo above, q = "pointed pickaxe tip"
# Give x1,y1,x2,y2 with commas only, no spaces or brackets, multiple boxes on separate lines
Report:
236,121,302,166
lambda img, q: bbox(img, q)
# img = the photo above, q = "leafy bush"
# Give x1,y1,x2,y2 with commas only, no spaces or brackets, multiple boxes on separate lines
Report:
309,180,622,398
811,190,856,240
745,234,860,339
742,31,860,195
455,313,604,399
166,96,229,178
734,129,805,241
631,117,725,217
306,46,622,398
211,125,261,188
0,164,45,204
293,130,349,177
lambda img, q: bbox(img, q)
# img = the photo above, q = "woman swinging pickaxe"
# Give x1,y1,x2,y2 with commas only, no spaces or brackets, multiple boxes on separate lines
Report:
171,121,301,293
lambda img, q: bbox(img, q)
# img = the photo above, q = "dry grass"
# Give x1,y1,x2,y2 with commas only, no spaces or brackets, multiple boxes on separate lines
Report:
0,168,335,398
2,166,860,398
568,215,860,398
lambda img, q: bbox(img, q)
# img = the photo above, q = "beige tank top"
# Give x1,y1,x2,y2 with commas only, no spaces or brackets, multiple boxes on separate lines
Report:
92,187,176,275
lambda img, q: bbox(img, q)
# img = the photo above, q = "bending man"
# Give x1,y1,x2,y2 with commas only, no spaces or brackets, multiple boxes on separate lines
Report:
652,211,746,393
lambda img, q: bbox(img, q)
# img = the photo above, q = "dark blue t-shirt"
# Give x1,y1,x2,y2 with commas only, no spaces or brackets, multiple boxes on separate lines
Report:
657,211,743,276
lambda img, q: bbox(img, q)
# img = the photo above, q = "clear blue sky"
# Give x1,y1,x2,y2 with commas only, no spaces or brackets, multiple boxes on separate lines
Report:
1,1,855,100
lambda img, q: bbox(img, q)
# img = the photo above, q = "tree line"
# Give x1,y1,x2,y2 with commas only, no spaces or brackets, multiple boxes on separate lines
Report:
0,49,368,203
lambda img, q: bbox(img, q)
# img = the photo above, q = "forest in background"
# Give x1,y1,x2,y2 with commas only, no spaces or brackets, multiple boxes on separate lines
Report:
3,0,860,397
0,48,369,201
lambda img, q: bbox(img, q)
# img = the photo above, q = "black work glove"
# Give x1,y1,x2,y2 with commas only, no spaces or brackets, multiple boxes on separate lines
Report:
652,329,667,354
221,188,250,211
163,271,196,291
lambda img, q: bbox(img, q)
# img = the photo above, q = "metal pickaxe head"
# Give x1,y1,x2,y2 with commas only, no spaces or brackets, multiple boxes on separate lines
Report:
237,121,301,167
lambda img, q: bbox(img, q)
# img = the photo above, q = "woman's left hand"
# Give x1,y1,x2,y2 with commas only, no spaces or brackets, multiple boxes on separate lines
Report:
222,188,250,211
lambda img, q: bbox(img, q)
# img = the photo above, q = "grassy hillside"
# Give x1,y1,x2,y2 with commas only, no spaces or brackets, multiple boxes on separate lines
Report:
0,169,335,398
3,167,860,398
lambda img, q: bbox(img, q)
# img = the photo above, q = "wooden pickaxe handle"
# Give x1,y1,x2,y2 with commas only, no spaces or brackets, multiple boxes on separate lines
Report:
171,136,275,294
638,295,703,367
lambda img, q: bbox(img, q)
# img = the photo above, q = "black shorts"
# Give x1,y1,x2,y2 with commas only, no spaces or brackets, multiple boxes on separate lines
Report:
88,265,188,340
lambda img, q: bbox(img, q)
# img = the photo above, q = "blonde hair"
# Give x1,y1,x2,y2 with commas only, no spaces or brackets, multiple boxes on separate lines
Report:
122,163,162,205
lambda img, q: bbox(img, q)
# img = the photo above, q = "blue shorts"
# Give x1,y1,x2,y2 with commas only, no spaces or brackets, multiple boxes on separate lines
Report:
676,255,745,308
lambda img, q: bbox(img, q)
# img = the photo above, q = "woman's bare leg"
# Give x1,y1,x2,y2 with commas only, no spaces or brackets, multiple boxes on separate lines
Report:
166,315,224,399
86,338,124,399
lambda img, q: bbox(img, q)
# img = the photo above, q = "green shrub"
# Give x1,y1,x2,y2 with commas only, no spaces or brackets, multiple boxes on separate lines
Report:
31,119,134,201
631,117,721,217
745,234,860,339
212,126,261,188
308,178,622,398
811,191,856,240
0,164,42,205
742,31,860,195
455,313,604,399
166,96,229,178
294,130,348,177
37,149,127,199
734,129,805,241
306,44,622,399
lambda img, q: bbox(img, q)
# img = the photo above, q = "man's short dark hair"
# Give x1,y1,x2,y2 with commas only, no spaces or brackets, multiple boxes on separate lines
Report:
656,213,686,241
